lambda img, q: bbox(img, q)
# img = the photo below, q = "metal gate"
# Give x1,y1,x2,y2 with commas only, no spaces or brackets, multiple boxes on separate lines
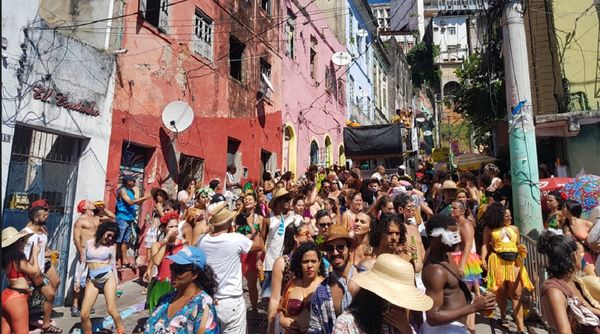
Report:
2,125,81,306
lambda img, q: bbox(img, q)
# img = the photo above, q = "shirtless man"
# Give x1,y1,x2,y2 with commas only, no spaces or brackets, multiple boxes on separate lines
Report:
422,214,495,334
71,200,101,317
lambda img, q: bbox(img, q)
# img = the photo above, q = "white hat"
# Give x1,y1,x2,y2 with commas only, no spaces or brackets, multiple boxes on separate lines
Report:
351,254,433,311
2,227,33,248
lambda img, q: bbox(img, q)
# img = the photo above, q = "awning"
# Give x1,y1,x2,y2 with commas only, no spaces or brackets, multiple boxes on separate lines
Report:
344,123,405,159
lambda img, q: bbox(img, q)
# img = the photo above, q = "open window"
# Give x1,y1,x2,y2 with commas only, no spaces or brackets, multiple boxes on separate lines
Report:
229,36,245,81
139,0,169,33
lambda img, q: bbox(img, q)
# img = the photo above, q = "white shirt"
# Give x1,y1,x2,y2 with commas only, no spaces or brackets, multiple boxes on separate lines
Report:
197,232,252,299
22,226,48,272
264,214,295,271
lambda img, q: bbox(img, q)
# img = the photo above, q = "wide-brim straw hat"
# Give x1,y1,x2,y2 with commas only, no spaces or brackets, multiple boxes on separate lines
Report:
269,187,291,210
441,180,458,191
351,254,433,311
319,224,357,249
2,227,33,248
208,202,236,227
151,187,168,200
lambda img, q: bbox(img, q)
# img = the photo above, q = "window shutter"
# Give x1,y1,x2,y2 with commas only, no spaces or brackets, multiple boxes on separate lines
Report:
139,0,147,18
158,0,169,33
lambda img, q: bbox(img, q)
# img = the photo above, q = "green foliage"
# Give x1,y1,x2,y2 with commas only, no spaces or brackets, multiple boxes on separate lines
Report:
407,42,440,88
453,48,506,145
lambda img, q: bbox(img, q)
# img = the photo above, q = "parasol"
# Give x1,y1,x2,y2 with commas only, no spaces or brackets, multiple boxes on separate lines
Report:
539,177,572,197
561,174,600,213
455,153,498,170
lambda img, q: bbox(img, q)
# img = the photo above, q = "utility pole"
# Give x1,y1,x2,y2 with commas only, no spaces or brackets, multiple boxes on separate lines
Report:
502,0,543,237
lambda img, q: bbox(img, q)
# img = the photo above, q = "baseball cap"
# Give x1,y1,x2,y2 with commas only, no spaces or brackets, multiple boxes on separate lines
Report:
167,246,207,270
30,199,50,210
77,200,88,214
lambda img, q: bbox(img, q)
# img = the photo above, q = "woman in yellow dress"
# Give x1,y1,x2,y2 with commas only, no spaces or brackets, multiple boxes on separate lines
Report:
481,202,533,334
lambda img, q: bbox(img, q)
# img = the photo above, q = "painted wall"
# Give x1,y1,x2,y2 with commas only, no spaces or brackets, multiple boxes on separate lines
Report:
553,1,600,110
565,124,600,176
347,0,375,124
281,0,347,175
1,0,116,304
432,16,469,63
106,0,283,209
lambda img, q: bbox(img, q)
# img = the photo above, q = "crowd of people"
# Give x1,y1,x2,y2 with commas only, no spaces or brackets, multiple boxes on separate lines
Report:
2,162,600,334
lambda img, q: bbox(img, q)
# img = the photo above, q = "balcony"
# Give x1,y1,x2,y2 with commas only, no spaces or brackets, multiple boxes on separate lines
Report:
424,0,487,17
435,46,469,64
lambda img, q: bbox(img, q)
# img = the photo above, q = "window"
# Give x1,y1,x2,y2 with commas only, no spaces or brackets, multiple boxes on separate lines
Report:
349,10,354,43
310,141,320,166
447,26,456,35
285,11,295,58
259,58,272,99
140,0,169,32
227,137,242,179
261,0,271,16
192,9,213,60
229,36,245,81
179,154,205,189
337,78,345,103
325,66,333,92
310,36,317,80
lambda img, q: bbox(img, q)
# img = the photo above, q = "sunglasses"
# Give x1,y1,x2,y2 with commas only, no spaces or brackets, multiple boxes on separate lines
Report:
322,244,347,253
318,223,333,228
297,230,312,238
170,263,194,275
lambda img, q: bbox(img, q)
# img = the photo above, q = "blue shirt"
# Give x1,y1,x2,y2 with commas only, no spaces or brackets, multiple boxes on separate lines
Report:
116,187,137,221
308,266,357,334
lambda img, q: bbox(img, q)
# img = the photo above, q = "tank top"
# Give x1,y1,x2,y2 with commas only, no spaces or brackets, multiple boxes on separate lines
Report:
157,242,184,281
491,227,518,253
116,187,137,221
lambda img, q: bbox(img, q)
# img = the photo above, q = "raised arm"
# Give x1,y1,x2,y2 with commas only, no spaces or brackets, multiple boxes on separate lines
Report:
119,188,150,206
267,257,285,334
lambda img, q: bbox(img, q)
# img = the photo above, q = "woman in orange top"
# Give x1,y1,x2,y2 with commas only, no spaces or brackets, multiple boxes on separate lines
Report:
481,203,533,334
562,199,596,276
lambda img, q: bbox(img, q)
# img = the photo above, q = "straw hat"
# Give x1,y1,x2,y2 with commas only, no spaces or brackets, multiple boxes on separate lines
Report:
269,187,291,210
351,254,433,311
151,188,168,200
2,227,33,248
441,180,458,191
209,202,236,227
320,224,357,250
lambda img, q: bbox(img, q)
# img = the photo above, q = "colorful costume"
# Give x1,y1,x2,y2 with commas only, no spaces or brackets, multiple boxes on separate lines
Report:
451,242,483,284
145,290,220,334
487,226,534,292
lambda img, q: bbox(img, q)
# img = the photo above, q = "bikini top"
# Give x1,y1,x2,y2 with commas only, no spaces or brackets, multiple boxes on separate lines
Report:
86,239,113,263
491,227,518,253
281,280,312,317
7,262,25,279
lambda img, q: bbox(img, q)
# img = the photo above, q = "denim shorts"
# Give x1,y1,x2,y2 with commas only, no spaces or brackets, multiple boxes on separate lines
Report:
116,219,133,243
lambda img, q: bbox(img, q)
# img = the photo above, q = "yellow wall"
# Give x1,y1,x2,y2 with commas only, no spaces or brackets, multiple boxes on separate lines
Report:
553,1,600,110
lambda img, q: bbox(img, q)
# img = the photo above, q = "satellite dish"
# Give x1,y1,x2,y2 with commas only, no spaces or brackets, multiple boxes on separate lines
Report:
356,29,368,37
162,101,194,133
331,51,353,66
416,117,426,123
423,130,433,136
262,73,274,91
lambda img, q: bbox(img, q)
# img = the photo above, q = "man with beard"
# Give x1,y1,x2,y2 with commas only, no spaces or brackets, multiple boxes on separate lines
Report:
359,213,407,271
308,225,359,334
259,187,295,299
22,206,63,332
421,214,495,334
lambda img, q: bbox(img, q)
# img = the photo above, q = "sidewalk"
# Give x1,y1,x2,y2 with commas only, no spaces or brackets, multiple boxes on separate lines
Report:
31,281,148,334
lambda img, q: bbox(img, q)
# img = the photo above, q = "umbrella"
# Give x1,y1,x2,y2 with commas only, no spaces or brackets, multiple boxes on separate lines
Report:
561,174,600,213
455,153,497,170
539,177,572,197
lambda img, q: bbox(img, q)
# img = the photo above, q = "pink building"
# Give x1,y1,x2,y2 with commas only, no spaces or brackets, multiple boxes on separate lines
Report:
280,0,348,176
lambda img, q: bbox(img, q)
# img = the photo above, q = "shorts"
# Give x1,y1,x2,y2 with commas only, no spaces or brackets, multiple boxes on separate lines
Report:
116,219,133,243
74,259,88,288
215,296,247,334
260,271,272,299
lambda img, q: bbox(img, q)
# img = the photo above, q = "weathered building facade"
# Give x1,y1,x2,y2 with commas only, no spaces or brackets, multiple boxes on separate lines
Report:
280,0,348,174
106,0,284,211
